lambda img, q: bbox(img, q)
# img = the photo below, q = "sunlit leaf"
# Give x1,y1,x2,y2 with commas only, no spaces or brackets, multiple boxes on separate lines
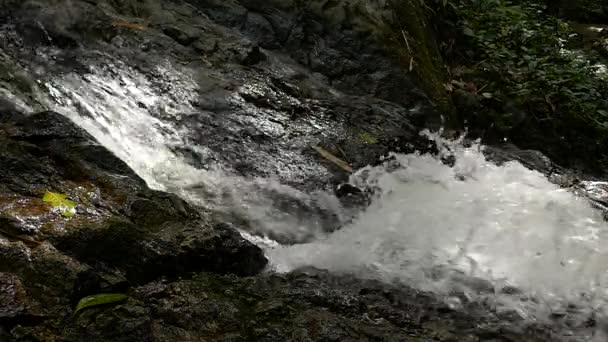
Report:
74,293,128,315
42,191,76,217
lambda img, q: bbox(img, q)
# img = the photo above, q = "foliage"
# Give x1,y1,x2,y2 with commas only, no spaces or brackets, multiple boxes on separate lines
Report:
74,293,128,315
444,0,608,172
42,191,76,218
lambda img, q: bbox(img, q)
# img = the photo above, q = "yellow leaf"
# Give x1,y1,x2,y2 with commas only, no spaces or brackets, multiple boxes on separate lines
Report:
42,191,76,217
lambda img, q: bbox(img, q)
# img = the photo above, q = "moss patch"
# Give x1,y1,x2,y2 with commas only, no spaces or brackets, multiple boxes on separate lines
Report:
383,0,457,126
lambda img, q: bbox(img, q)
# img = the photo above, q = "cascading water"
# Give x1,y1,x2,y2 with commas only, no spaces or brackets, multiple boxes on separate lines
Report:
270,134,608,322
41,57,345,243
7,55,608,338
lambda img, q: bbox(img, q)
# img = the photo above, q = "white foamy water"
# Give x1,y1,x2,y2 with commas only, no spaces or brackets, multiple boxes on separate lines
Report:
20,58,608,332
45,61,201,190
268,137,608,315
42,59,341,243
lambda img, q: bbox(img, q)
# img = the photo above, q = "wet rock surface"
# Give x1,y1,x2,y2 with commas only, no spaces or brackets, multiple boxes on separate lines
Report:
12,270,561,342
0,0,592,340
0,0,434,191
0,108,267,338
0,0,443,245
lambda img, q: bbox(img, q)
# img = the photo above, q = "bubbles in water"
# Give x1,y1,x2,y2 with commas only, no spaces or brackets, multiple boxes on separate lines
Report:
267,131,608,322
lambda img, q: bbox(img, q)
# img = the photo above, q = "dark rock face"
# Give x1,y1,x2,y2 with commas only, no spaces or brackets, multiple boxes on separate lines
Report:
0,109,267,337
15,271,561,342
483,143,559,176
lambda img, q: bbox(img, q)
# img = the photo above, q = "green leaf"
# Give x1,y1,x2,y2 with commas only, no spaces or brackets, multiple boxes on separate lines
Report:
42,191,76,217
74,293,128,315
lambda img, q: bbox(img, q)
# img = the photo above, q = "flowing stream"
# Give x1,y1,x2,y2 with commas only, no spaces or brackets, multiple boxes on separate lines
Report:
9,56,608,338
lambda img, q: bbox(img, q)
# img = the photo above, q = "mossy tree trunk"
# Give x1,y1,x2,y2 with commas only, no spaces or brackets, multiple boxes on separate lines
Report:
382,0,459,129
290,0,459,129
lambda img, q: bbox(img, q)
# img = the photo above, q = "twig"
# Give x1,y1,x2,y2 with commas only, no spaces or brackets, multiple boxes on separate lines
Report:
335,145,350,162
401,29,411,52
111,21,147,31
312,146,353,173
474,83,488,94
473,59,488,68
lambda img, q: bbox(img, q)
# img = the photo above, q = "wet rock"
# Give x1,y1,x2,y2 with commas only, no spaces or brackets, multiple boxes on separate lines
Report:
571,180,608,219
482,143,608,214
54,220,267,282
0,273,34,322
242,11,279,49
483,143,558,175
242,45,267,66
0,108,267,329
0,239,87,324
71,268,130,305
1,0,436,204
162,25,200,46
576,181,608,205
11,270,560,341
1,108,266,273
335,183,363,198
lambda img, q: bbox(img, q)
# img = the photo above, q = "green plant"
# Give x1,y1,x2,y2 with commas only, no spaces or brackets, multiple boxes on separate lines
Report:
445,0,608,172
74,293,128,315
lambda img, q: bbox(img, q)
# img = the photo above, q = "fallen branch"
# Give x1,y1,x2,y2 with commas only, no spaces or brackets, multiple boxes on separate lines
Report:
111,21,147,31
312,146,353,173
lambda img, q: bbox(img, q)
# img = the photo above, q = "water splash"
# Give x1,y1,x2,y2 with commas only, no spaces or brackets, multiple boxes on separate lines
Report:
268,131,608,324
